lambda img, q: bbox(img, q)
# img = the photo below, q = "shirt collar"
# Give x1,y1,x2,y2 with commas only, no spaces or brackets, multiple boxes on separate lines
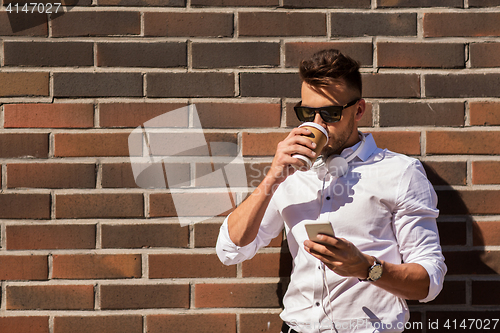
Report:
339,132,377,162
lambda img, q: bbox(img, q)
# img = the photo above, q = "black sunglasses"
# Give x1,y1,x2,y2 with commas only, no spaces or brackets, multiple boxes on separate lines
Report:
294,99,360,123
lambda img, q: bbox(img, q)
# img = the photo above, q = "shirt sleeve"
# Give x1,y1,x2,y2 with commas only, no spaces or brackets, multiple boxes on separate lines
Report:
393,159,447,303
216,197,285,266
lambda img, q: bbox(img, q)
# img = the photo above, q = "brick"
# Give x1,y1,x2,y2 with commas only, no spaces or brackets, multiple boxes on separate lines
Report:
370,131,421,155
196,103,281,128
242,252,292,277
194,221,222,248
192,0,277,6
437,190,500,215
239,12,326,37
4,103,94,128
240,313,283,333
427,311,500,330
424,13,500,37
0,133,48,158
377,0,462,7
101,162,140,189
148,314,236,333
144,12,233,37
444,250,500,275
147,73,234,97
240,73,301,97
470,43,500,68
331,13,416,37
51,12,140,37
0,317,49,333
7,285,94,310
362,74,420,98
469,0,500,6
99,102,188,128
53,73,143,97
0,194,50,219
473,221,500,246
195,162,248,188
149,254,236,278
98,0,184,5
192,42,280,68
0,12,47,36
7,163,96,188
3,42,93,66
285,42,373,67
195,283,282,308
427,131,500,155
149,192,235,217
0,256,48,280
101,284,189,309
6,224,96,250
470,102,500,126
472,161,500,185
52,254,141,279
242,132,288,156
283,0,370,8
379,102,464,127
144,132,237,157
0,72,49,97
102,162,190,189
437,221,466,246
55,193,144,219
54,316,142,333
472,281,500,305
54,133,138,157
245,162,272,188
408,280,466,306
377,42,464,68
425,74,500,98
102,223,189,248
421,161,467,186
97,42,186,68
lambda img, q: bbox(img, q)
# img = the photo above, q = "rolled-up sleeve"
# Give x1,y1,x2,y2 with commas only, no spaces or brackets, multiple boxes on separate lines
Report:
216,198,284,266
393,160,447,303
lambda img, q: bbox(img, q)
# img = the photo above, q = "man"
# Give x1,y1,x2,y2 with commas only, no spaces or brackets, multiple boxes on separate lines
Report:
216,49,446,333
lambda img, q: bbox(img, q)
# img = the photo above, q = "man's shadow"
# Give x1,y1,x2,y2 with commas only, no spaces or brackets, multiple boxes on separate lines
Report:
406,162,497,312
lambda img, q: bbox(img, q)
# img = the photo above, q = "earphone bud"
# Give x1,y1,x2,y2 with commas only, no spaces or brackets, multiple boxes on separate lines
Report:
327,155,349,177
325,132,366,178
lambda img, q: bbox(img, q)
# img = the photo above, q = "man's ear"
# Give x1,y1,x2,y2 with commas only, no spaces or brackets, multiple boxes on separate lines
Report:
354,99,366,122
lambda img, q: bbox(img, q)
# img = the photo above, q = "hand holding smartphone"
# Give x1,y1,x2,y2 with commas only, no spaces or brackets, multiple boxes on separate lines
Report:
305,222,335,246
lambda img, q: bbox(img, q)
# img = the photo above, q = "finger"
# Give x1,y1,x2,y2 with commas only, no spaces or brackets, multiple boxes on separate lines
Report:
315,234,339,247
304,240,336,259
317,235,352,250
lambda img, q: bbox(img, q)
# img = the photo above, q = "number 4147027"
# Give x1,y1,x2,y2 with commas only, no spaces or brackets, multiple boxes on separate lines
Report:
443,318,499,330
5,3,61,13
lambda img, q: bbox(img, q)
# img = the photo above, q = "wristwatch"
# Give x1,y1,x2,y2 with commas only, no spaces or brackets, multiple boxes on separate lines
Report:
359,257,383,282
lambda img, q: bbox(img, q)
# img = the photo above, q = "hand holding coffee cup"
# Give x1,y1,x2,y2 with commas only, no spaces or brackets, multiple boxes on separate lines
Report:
292,122,329,170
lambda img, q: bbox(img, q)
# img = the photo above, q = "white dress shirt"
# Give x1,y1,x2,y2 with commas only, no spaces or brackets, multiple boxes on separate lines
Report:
216,133,447,333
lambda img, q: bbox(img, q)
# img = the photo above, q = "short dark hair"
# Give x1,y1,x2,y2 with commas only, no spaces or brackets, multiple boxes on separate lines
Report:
299,49,362,96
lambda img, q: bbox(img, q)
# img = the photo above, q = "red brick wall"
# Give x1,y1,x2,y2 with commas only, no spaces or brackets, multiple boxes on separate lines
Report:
1,1,500,332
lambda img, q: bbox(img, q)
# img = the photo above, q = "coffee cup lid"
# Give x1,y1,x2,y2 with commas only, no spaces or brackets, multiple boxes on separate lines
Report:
298,122,328,139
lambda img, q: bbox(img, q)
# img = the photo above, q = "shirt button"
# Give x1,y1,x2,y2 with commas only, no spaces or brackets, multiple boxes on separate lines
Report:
316,302,320,306
326,196,331,200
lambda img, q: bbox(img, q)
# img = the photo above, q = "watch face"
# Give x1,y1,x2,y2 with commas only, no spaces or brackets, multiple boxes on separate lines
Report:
369,265,383,280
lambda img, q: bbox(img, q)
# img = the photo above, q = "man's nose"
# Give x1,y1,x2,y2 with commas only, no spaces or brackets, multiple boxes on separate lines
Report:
313,112,327,128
